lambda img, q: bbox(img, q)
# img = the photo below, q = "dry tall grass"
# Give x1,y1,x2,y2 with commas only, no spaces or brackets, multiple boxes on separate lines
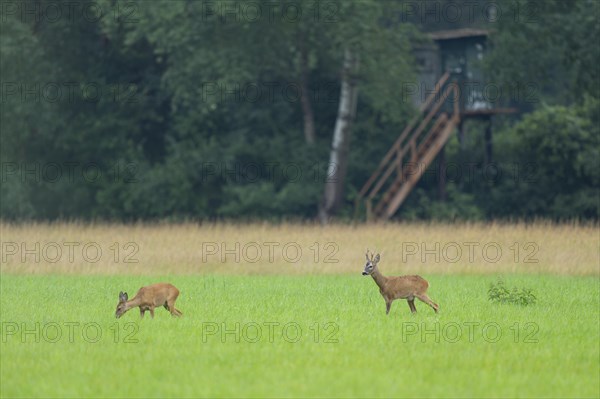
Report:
1,221,598,275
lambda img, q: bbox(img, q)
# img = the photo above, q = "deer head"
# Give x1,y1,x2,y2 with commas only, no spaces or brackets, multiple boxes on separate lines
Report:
115,291,128,318
362,250,380,276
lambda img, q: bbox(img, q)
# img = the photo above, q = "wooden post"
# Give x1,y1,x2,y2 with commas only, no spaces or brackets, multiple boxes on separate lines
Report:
457,119,465,151
457,119,465,190
438,145,447,201
484,116,493,164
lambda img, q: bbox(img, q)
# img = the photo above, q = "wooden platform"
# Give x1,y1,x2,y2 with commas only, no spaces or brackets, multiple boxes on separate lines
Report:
461,108,519,117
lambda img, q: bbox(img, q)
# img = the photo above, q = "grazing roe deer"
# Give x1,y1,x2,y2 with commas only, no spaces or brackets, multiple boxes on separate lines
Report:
115,283,182,318
362,250,439,315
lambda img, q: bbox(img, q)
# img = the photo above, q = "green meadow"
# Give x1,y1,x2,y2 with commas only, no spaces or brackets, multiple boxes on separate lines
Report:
1,274,598,398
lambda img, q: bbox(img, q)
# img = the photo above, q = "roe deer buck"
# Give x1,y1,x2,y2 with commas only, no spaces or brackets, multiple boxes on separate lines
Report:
362,250,439,315
115,283,183,318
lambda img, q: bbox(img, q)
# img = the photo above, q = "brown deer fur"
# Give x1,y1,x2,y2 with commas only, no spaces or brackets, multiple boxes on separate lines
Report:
362,250,439,315
116,283,182,318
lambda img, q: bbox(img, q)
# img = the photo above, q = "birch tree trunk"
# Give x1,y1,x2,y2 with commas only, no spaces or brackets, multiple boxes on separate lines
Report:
318,48,359,224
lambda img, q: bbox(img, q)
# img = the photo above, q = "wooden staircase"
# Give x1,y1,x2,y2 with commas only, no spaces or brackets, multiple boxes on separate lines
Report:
355,72,461,221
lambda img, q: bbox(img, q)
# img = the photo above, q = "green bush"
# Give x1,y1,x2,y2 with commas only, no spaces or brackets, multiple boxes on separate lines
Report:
488,279,537,306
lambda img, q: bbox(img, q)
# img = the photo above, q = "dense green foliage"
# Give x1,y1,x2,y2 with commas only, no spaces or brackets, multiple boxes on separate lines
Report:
403,97,599,221
488,278,536,305
1,274,598,398
1,0,598,221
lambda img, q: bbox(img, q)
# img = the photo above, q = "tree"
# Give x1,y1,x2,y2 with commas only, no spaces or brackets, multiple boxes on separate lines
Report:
486,0,600,105
489,97,599,219
319,49,359,223
101,0,417,221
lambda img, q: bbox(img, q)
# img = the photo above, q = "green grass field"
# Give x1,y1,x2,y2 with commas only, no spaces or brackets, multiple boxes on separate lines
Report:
1,273,598,398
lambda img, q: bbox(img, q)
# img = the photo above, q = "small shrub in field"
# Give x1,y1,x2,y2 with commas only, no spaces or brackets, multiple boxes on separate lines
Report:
488,279,537,306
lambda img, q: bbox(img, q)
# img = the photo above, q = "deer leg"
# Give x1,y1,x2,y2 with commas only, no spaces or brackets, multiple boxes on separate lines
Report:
167,299,182,317
140,308,145,318
385,300,392,315
149,307,155,318
407,299,417,313
416,294,439,313
166,292,182,316
173,304,183,316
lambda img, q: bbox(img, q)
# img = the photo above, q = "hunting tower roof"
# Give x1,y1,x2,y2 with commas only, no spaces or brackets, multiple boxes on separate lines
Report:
428,28,489,41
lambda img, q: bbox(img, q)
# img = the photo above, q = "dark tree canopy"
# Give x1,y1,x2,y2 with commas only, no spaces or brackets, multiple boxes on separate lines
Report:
1,0,597,221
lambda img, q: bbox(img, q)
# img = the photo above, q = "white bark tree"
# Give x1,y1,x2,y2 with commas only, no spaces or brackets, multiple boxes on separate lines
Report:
318,48,359,224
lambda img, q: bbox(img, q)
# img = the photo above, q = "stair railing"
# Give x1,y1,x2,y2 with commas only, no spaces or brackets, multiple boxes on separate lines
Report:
355,72,460,221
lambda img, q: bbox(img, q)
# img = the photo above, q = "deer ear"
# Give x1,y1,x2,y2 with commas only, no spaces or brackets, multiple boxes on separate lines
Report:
124,292,128,301
374,254,380,263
